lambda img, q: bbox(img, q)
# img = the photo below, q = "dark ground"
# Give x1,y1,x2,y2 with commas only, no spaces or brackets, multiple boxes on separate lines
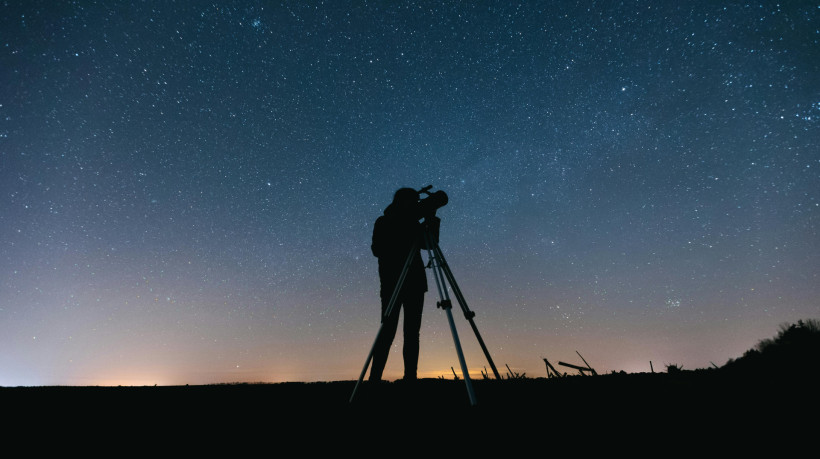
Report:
6,323,816,450
3,370,814,450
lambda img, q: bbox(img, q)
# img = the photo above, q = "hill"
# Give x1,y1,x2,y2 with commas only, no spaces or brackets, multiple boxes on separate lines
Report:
2,320,817,445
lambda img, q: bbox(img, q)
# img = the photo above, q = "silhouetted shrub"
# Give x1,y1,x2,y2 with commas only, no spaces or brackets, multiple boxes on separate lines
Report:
665,363,683,374
723,319,820,376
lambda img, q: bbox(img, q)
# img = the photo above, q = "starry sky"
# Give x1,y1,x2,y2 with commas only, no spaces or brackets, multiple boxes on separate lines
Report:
1,1,818,386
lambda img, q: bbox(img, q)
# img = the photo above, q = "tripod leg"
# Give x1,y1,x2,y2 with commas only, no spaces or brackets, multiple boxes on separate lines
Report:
350,243,418,403
432,243,503,380
424,231,477,406
443,305,477,406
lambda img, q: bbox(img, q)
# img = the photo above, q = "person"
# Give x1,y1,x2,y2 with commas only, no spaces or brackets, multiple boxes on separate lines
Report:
369,188,428,382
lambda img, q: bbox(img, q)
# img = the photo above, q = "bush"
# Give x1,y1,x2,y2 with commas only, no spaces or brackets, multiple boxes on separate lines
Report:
724,319,820,375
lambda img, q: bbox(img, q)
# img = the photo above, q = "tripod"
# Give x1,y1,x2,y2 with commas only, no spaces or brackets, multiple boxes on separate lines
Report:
349,217,501,405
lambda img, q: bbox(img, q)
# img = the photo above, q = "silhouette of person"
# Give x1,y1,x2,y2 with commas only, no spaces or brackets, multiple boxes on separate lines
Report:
369,188,428,382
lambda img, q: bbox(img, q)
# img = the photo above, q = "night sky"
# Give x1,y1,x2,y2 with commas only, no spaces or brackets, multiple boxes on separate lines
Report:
2,1,818,386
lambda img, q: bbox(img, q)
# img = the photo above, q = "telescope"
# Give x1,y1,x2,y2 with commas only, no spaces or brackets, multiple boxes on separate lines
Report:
416,185,448,219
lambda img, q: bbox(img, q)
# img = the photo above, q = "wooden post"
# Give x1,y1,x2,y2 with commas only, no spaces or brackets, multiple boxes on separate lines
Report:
543,358,563,378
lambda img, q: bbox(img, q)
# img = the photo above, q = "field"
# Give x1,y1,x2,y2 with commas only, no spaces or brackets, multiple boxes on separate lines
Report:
3,369,812,446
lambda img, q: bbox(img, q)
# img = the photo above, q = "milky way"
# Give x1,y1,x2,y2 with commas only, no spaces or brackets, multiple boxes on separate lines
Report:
1,1,818,385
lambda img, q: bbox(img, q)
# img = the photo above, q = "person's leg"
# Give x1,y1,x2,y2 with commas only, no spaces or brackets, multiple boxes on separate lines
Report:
402,291,424,380
370,295,401,381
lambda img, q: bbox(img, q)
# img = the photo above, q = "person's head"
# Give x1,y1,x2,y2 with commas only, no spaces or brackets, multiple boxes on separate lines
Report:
392,187,419,214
